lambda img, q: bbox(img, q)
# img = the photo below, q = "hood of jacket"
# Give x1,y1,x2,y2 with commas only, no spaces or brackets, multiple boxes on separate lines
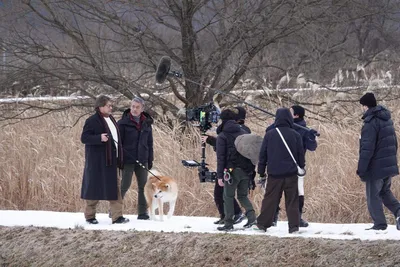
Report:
362,105,391,123
274,108,294,128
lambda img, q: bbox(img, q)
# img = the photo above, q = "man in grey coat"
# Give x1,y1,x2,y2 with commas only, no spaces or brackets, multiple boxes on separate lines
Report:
357,92,400,231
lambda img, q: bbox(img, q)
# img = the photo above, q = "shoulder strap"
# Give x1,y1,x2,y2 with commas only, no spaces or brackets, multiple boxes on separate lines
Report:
276,128,298,166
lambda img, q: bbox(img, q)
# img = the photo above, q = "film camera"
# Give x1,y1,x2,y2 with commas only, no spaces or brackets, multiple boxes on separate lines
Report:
185,102,220,132
182,102,220,183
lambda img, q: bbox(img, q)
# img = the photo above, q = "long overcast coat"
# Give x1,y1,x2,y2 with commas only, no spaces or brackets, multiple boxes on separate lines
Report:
81,112,122,200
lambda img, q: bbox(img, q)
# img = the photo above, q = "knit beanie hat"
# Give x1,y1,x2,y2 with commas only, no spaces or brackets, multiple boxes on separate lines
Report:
220,108,238,121
235,106,247,121
359,93,377,108
291,105,305,118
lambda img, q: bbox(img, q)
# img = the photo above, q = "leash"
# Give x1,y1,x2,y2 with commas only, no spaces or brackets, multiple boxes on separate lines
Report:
109,138,162,181
135,160,162,181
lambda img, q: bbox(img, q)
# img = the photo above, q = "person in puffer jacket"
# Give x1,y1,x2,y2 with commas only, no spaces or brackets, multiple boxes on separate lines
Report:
215,108,257,231
118,97,154,220
202,106,251,226
357,92,400,231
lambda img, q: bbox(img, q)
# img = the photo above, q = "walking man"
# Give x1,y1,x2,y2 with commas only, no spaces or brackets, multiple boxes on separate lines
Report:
202,106,250,225
357,92,400,230
268,105,317,227
81,95,129,224
118,97,154,220
256,108,305,233
215,108,257,231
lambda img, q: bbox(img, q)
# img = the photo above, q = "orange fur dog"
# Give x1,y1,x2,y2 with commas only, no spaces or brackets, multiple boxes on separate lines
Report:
144,175,178,221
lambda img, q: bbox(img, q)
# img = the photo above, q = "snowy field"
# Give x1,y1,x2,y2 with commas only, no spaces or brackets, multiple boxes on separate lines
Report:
0,85,395,104
0,210,399,241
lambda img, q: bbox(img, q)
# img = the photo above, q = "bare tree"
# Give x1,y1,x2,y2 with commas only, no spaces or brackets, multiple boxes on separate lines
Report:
0,0,335,120
2,0,400,124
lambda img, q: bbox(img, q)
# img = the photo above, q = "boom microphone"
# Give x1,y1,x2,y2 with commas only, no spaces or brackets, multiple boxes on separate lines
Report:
155,56,171,84
154,56,320,137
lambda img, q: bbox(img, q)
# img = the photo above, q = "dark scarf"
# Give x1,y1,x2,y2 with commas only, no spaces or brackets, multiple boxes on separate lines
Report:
97,111,124,169
129,112,146,131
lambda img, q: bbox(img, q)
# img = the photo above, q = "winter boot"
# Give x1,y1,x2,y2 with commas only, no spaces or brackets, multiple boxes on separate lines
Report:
243,210,257,228
137,213,150,220
112,216,130,224
233,213,246,225
365,225,387,230
300,217,309,227
217,224,234,231
214,217,225,225
86,218,98,224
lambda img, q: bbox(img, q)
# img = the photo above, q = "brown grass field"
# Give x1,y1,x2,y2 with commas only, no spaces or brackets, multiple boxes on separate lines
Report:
0,94,399,225
2,93,400,266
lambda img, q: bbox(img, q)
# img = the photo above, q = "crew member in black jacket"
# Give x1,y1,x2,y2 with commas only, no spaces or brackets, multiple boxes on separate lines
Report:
202,107,250,225
257,108,305,233
357,92,400,231
215,108,256,231
267,105,317,227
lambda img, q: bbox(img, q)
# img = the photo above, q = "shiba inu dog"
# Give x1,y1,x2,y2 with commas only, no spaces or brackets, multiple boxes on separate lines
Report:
144,175,178,221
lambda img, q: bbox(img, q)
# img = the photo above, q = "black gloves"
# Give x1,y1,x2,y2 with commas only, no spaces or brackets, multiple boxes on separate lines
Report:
308,129,318,140
257,174,267,188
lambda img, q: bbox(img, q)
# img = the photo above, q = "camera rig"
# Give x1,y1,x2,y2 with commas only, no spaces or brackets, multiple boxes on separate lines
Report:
182,102,219,183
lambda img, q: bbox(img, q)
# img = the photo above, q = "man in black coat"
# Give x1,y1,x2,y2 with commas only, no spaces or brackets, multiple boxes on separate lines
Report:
201,106,250,225
215,108,257,231
81,95,129,224
256,108,305,233
357,92,400,231
267,105,318,227
118,97,154,220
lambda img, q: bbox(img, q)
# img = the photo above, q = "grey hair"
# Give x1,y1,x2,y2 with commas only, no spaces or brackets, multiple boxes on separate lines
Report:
132,96,145,108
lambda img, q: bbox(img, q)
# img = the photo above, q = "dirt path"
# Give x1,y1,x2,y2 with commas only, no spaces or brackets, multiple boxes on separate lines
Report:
1,226,400,267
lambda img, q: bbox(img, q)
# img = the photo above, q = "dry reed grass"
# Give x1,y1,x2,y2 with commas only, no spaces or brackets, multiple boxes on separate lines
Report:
0,103,399,224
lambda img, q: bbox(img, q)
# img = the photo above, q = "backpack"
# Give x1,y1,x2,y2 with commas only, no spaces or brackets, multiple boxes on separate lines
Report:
234,133,263,165
224,132,255,174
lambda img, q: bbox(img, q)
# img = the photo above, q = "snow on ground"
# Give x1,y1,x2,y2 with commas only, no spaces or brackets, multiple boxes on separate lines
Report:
0,96,91,103
0,210,399,241
0,85,396,104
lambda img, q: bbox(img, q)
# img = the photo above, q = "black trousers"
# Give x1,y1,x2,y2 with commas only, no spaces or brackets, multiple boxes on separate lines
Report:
121,163,148,215
275,195,305,217
366,177,400,228
257,175,299,231
214,178,242,218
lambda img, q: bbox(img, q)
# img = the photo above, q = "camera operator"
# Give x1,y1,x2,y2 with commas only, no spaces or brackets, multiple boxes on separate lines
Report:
202,107,252,225
215,108,257,231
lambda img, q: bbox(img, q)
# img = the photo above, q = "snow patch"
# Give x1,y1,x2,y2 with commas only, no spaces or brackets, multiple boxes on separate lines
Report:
0,210,399,241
